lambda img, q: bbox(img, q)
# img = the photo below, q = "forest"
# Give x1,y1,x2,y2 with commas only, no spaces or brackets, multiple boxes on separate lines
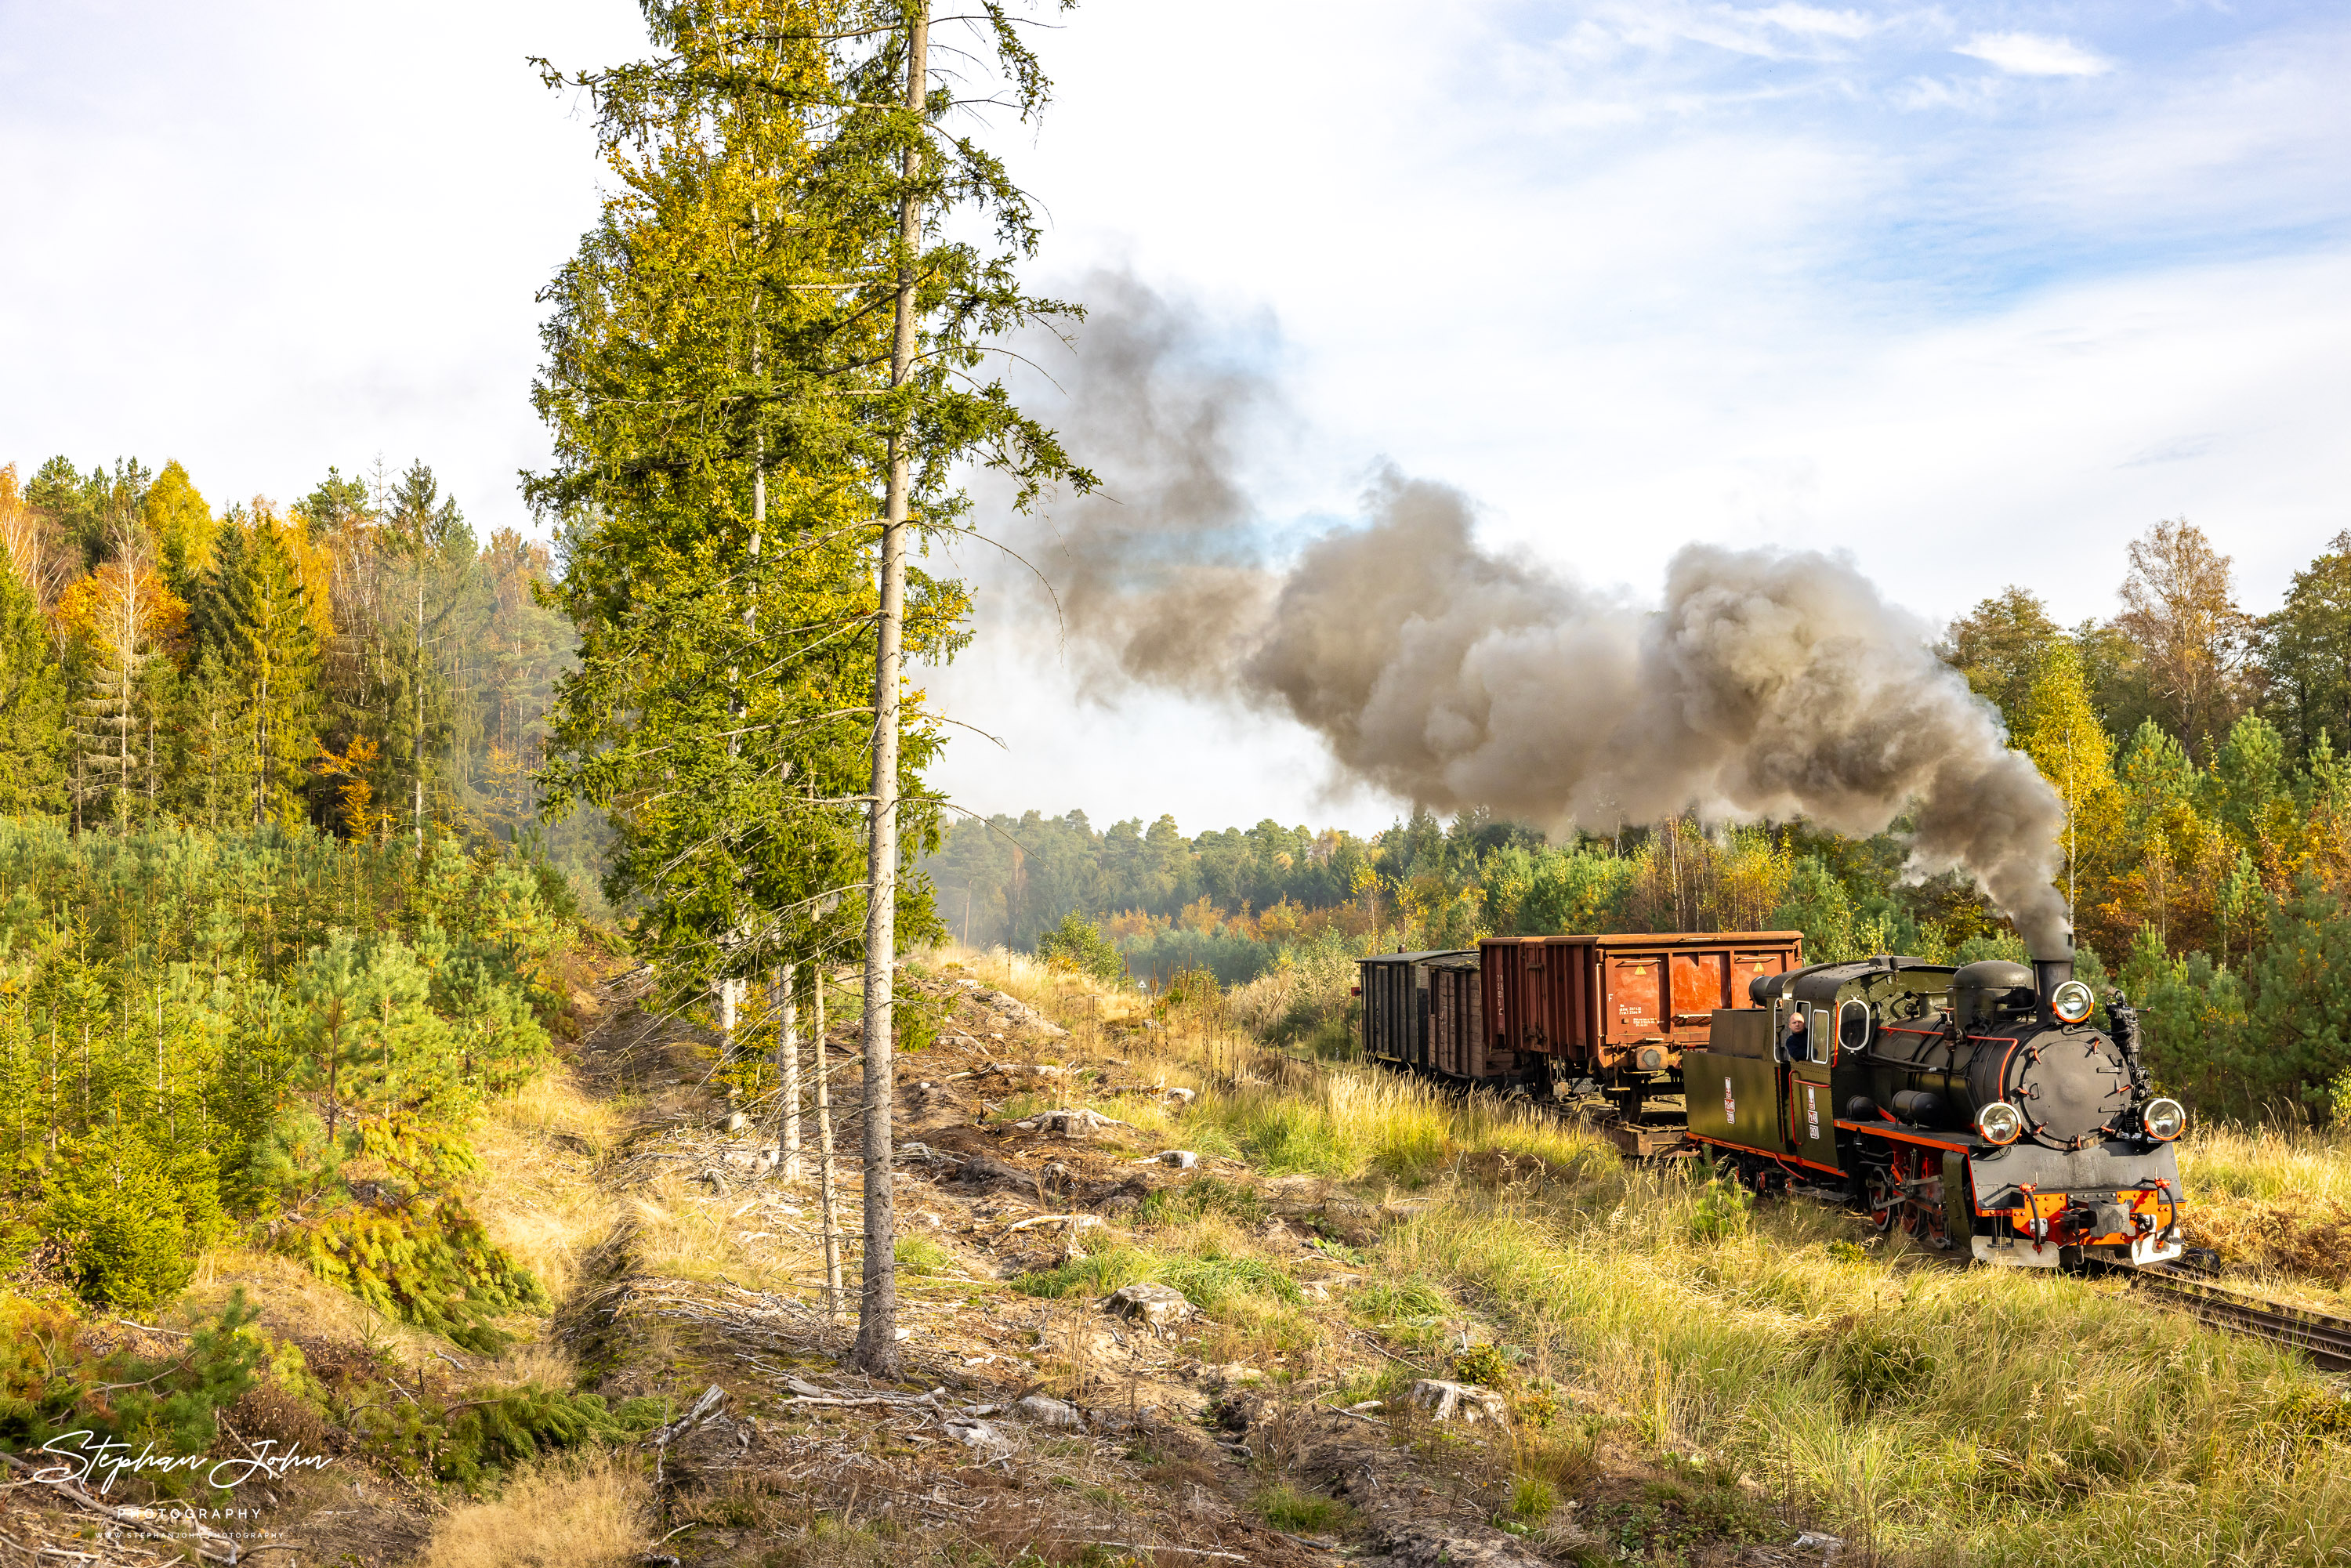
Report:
924,518,2351,1124
0,0,1092,1402
0,456,599,886
0,5,2347,1562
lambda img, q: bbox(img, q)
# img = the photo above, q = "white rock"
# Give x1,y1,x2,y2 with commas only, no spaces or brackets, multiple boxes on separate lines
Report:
944,1418,1011,1459
1016,1394,1084,1429
1795,1532,1846,1566
1158,1150,1199,1169
1409,1379,1509,1425
1103,1281,1193,1326
1161,1087,1197,1106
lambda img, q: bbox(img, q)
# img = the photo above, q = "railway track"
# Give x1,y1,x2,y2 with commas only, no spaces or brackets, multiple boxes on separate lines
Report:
2128,1267,2351,1372
1352,1054,2351,1373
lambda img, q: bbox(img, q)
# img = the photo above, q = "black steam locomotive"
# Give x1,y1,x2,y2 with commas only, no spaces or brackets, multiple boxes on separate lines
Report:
1360,937,2188,1267
1686,947,2186,1267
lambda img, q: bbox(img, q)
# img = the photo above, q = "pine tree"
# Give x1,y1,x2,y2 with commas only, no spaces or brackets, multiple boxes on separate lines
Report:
382,464,476,847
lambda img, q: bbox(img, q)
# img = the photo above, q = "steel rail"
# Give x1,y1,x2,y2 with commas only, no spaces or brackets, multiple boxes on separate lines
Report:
2131,1268,2351,1372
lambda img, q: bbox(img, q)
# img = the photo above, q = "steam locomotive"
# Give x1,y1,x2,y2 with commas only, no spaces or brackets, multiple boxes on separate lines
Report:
1358,934,2187,1268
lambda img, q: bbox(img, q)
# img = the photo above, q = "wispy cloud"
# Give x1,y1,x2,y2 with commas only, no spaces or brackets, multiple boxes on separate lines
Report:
1955,31,2115,77
1754,5,1875,41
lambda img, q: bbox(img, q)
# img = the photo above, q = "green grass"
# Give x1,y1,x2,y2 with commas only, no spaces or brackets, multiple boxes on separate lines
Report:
2179,1123,2351,1204
1252,1480,1353,1533
1183,1066,1618,1185
892,1236,955,1276
1509,1475,1557,1520
1011,1242,1301,1311
1382,1161,2351,1567
1135,1175,1267,1228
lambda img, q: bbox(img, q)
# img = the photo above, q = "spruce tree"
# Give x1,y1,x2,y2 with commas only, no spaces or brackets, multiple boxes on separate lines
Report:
0,556,66,817
532,0,1093,1372
202,516,321,827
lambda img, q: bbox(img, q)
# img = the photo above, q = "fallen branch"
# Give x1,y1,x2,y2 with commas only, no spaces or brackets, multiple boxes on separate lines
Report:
1080,1544,1251,1562
1318,1399,1388,1427
1003,1214,1103,1233
0,1450,238,1564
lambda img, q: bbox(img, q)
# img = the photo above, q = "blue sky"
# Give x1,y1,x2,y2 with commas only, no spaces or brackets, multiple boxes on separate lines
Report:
3,2,2346,835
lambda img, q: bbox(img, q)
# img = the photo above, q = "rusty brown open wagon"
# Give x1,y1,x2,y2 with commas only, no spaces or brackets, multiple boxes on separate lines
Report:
1480,932,1803,1102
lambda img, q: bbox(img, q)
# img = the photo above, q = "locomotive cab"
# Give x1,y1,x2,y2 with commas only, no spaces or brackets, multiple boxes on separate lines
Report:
1686,946,2186,1269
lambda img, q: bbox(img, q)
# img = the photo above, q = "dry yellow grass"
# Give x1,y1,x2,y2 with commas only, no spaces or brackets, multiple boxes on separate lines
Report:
408,1453,653,1568
2180,1122,2351,1204
471,1069,625,1302
493,1067,628,1153
625,1168,842,1296
2177,1124,2351,1297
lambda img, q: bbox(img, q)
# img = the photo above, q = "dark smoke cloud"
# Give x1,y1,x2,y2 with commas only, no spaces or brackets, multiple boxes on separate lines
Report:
1009,272,2070,951
1023,270,1278,697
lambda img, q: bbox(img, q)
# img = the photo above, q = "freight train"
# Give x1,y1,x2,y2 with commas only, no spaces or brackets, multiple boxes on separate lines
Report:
1358,933,2187,1269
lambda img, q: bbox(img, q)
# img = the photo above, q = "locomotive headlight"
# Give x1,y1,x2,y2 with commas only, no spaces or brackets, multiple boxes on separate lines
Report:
2051,980,2095,1024
1976,1100,2025,1146
2143,1097,2187,1142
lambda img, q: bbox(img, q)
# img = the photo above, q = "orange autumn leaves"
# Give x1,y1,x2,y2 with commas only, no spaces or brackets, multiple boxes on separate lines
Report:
55,556,187,657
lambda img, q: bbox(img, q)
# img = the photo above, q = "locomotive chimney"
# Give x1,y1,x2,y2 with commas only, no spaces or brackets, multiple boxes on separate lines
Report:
2033,936,2075,1022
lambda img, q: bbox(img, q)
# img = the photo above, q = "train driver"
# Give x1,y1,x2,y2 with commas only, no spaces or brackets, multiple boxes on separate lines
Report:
1784,1006,1810,1063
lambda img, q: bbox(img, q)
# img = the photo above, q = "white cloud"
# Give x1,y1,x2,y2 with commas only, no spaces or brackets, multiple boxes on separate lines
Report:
1955,31,2115,77
1755,5,1875,40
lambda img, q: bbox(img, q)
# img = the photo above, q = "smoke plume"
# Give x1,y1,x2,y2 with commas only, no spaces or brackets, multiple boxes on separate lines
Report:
1012,273,2070,952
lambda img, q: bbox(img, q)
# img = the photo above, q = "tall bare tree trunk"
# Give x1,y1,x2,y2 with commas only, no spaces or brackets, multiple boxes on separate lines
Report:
851,2,928,1377
813,968,842,1320
717,977,740,1068
776,961,801,1179
414,559,426,850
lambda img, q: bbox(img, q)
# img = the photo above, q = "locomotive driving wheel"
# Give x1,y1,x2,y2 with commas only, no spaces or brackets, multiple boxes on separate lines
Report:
1866,1153,1905,1233
1866,1146,1953,1248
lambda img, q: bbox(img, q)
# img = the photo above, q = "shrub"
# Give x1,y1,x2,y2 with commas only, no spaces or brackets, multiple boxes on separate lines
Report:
1687,1178,1753,1244
40,1156,216,1310
0,1293,265,1483
1453,1342,1509,1386
1038,912,1125,984
289,1193,547,1353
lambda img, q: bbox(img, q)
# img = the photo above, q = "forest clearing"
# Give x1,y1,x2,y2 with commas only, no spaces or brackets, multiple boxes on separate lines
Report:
2,849,2345,1566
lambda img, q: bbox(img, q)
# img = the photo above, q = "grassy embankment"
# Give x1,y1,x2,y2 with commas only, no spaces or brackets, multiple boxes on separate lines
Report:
965,945,2351,1568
